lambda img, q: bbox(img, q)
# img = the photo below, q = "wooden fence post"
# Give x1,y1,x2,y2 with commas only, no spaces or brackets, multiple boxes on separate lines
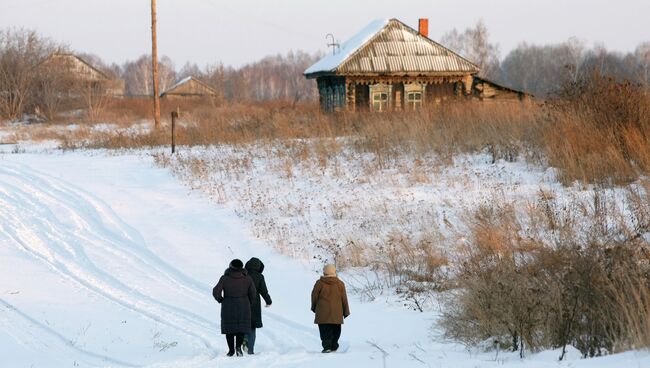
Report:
171,110,178,154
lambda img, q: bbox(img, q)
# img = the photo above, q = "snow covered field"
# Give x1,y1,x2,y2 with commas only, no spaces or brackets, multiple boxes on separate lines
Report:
1,144,649,367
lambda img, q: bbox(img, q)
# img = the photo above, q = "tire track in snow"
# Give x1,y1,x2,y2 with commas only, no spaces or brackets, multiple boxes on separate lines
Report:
1,163,210,296
0,163,219,356
0,160,318,362
0,298,139,367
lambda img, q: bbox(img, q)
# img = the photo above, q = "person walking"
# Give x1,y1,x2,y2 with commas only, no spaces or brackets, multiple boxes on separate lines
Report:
311,264,350,353
213,259,256,357
242,257,272,355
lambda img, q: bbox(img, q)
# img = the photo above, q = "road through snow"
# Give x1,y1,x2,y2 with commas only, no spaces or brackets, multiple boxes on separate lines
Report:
0,153,429,368
1,151,649,368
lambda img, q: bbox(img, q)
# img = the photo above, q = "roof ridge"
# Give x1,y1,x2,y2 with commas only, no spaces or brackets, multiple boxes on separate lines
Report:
304,19,389,76
394,19,481,72
305,18,480,77
50,53,110,80
161,75,218,96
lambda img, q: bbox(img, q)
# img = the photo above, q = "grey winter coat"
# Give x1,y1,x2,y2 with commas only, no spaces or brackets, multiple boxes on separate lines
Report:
213,266,256,334
245,257,272,328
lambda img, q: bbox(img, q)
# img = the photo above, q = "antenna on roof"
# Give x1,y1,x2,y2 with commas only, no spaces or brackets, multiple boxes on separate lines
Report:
326,33,340,55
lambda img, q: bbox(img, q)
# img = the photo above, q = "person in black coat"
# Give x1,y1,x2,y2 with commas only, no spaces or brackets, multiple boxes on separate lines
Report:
242,257,272,354
213,259,256,357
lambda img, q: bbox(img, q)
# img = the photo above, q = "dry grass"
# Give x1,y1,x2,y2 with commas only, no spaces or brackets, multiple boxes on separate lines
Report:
440,186,650,357
59,100,538,165
42,74,648,186
544,74,650,185
3,72,649,186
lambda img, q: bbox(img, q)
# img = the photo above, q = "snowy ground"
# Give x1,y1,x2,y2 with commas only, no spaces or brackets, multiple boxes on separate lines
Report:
1,145,649,367
153,142,645,273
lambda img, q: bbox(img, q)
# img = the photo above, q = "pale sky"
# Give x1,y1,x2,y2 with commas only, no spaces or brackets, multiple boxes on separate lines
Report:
1,0,648,68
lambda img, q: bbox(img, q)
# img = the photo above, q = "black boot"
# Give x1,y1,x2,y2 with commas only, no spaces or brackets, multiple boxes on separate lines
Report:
226,334,235,356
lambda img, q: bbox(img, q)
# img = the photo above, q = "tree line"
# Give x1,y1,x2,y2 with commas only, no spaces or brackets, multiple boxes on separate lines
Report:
440,20,650,97
80,50,321,103
1,24,648,121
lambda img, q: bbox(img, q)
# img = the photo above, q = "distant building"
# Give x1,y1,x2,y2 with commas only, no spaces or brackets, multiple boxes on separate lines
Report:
160,76,219,99
48,54,125,96
305,18,528,112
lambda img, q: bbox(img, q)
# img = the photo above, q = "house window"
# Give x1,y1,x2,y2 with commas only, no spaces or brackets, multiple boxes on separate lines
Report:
372,92,388,112
406,92,422,110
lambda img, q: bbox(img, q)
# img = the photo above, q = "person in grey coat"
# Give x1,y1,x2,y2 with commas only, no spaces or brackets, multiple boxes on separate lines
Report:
213,259,256,357
242,257,272,354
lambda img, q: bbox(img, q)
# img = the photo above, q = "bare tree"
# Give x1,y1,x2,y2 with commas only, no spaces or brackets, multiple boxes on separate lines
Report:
121,54,176,96
440,20,500,79
0,29,61,120
498,39,650,97
76,79,110,121
635,42,650,87
157,56,176,93
201,50,319,103
177,62,203,81
33,58,77,120
562,37,586,83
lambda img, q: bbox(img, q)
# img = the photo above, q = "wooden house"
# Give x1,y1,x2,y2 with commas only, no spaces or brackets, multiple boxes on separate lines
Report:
160,76,219,99
304,18,528,112
48,54,125,96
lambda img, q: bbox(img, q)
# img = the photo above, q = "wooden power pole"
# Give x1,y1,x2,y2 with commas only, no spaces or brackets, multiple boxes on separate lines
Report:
151,0,161,129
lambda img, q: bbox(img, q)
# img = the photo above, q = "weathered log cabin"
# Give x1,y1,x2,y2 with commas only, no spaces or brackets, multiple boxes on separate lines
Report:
304,18,528,112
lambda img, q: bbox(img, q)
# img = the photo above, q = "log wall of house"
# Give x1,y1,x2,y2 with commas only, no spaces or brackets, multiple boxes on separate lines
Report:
425,82,456,103
316,75,529,112
317,77,346,112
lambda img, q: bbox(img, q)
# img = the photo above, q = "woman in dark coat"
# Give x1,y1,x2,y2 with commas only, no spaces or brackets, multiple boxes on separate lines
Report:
311,264,350,353
213,259,256,357
242,257,272,354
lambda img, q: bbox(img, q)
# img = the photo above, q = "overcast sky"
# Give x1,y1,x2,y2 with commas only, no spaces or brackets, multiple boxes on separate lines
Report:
1,0,648,68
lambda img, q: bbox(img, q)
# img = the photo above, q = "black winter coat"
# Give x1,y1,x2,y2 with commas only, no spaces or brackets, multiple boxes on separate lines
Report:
245,258,272,328
213,266,256,334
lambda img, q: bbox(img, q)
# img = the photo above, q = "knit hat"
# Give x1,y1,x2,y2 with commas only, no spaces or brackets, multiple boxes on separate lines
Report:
323,264,336,277
230,259,244,269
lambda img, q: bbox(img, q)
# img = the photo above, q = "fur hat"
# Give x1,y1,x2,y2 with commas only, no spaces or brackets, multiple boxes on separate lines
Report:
230,259,244,269
323,264,337,277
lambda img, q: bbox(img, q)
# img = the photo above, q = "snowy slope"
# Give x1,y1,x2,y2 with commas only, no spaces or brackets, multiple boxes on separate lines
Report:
1,150,649,367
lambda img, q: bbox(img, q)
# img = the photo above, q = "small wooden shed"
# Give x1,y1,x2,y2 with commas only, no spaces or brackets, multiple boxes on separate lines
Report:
304,18,528,112
160,76,218,99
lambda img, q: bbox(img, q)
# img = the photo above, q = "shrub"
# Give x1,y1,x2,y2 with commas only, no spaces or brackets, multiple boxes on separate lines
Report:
544,73,650,185
440,189,650,358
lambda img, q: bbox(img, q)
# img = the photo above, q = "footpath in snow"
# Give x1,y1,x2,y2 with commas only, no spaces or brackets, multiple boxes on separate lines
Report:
0,150,648,368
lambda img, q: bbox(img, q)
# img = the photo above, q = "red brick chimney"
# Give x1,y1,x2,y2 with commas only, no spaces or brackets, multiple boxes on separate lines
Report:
418,18,429,38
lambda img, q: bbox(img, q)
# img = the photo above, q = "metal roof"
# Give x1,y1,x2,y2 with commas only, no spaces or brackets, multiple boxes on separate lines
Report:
305,19,480,78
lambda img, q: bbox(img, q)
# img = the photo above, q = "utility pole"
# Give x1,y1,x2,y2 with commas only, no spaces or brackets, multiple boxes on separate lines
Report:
151,0,161,129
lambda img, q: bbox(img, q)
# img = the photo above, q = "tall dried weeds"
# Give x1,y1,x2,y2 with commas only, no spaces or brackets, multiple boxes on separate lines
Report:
440,188,650,358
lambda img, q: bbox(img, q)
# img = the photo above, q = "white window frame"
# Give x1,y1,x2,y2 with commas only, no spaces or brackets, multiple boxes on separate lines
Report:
406,91,423,110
